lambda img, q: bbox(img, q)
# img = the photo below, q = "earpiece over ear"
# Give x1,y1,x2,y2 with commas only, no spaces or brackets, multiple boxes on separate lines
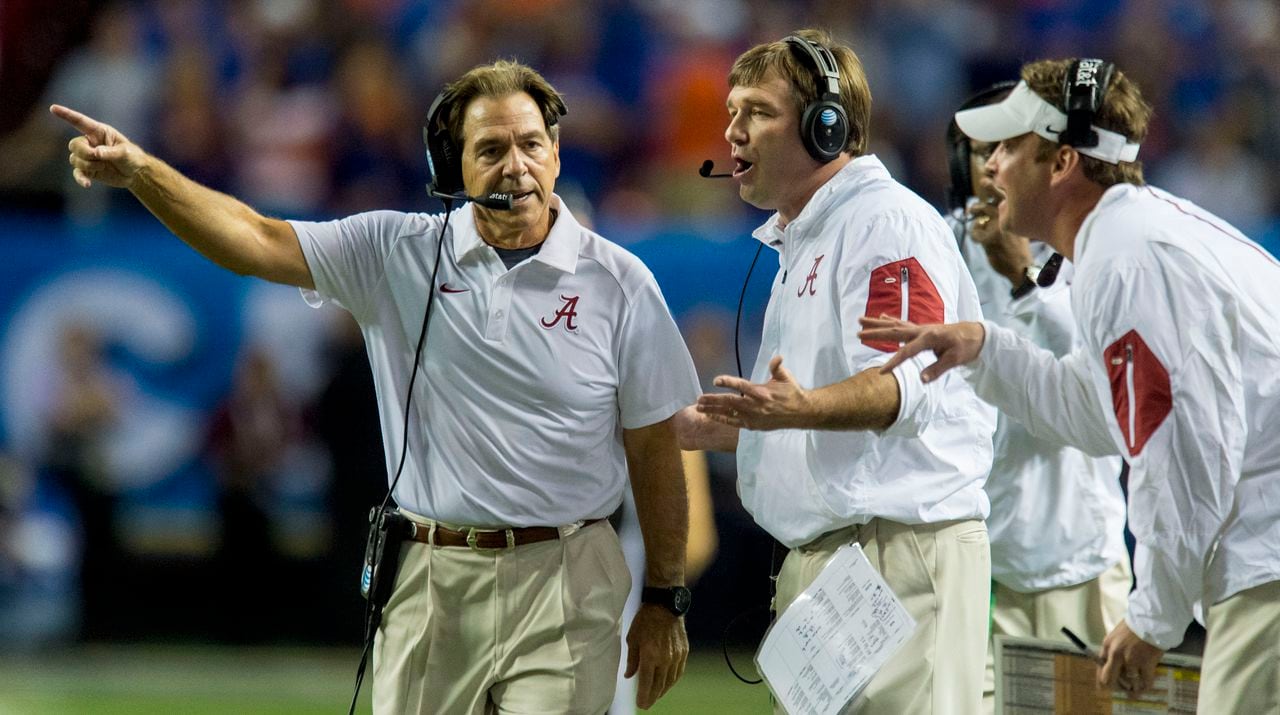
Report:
783,36,849,163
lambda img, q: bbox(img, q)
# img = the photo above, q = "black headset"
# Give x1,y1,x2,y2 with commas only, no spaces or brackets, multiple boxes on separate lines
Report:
945,81,1018,213
783,35,850,163
1058,58,1116,150
423,89,466,199
422,86,567,204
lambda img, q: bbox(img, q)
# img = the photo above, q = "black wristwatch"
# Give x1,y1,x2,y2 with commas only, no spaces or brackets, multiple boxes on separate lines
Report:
642,585,692,616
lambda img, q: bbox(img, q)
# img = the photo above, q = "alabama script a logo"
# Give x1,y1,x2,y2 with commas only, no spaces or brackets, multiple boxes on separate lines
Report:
540,294,580,332
797,255,824,297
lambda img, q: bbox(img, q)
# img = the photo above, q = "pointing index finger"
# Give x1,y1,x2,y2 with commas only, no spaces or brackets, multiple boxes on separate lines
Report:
50,105,106,142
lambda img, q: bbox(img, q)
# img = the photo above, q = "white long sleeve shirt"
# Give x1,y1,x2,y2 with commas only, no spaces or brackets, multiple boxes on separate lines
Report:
968,184,1280,649
957,223,1127,592
737,156,996,548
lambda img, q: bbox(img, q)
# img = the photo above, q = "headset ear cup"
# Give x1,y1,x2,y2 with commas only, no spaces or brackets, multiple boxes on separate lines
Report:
424,91,465,196
945,121,972,213
800,100,848,163
1060,58,1115,149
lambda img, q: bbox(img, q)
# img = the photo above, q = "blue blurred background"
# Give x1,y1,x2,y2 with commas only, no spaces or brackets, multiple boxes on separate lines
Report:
1,0,1278,709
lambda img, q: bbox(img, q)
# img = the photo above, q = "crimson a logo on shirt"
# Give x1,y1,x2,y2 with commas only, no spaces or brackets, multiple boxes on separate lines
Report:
797,255,825,297
540,294,580,332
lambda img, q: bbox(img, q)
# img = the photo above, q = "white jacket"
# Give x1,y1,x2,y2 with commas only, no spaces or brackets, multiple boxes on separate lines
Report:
968,184,1280,649
956,220,1127,593
737,156,996,548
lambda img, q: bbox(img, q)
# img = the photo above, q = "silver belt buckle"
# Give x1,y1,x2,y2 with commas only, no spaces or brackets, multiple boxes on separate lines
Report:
466,527,516,551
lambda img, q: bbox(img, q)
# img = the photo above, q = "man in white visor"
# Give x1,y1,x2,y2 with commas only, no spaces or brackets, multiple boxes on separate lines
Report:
861,58,1280,712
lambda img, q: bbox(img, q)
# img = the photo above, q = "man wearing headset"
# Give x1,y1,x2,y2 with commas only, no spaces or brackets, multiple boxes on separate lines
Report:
52,59,700,714
946,84,1130,713
862,59,1280,710
677,29,996,713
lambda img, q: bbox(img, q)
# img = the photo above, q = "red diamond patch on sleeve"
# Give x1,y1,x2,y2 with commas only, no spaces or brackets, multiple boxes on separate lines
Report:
1103,329,1172,457
862,257,945,352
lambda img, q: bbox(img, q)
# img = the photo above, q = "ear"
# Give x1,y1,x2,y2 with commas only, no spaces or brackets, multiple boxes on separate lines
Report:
1049,144,1083,187
553,138,561,179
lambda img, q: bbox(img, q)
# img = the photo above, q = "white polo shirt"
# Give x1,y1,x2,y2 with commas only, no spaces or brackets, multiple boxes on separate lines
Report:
290,197,701,527
969,184,1280,650
737,156,996,548
957,220,1126,593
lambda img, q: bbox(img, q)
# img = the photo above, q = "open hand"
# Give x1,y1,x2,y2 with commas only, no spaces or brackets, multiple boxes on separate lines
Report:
856,316,985,383
697,356,809,431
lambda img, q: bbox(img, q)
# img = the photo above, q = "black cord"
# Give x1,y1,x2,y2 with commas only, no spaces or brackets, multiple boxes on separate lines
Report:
348,203,456,715
719,241,781,687
721,539,786,686
721,607,766,685
733,242,765,379
347,632,375,714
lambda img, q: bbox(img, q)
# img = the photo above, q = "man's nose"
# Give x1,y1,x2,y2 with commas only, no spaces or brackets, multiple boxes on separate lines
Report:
725,116,746,145
984,144,1008,178
502,148,528,177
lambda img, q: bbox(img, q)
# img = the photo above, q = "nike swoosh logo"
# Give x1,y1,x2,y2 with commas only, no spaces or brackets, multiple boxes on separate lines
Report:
439,283,470,294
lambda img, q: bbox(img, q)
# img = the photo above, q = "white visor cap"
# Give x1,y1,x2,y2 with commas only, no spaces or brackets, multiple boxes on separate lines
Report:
954,81,1140,164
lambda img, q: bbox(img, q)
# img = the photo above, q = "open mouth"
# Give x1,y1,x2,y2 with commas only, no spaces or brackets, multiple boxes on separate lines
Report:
733,158,754,178
510,190,535,204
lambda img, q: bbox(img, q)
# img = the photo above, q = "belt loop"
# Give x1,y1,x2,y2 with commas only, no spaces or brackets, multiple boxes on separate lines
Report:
427,522,438,549
504,528,515,551
466,527,479,551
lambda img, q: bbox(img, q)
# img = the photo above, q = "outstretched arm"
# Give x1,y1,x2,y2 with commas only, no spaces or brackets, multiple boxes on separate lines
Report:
51,105,312,288
859,316,1116,455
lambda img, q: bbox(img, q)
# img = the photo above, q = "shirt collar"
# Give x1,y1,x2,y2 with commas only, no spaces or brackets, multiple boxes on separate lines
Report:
1073,183,1133,263
751,155,890,250
453,193,581,274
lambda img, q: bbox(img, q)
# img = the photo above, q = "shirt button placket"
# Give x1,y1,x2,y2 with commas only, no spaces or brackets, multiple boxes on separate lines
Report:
485,272,513,341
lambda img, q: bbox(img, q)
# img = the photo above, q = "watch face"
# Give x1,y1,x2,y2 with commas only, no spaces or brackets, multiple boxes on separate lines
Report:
672,587,692,614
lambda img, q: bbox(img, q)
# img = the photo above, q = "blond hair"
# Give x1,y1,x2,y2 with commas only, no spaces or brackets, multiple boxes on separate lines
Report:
728,28,872,156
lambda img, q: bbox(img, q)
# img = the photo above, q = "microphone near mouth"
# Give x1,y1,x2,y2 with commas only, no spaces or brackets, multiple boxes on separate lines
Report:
426,187,515,210
699,160,733,178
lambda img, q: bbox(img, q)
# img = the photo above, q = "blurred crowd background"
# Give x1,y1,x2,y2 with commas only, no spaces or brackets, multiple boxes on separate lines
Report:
1,0,1278,656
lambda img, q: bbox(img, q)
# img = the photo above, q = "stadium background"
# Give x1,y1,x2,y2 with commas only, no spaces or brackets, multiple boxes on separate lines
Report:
1,0,1278,712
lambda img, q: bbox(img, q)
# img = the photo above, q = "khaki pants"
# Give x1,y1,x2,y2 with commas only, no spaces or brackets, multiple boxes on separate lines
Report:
1199,579,1280,714
373,515,631,715
771,518,991,715
982,558,1131,713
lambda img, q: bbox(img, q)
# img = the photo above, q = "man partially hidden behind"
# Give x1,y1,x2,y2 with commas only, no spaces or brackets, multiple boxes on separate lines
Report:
678,29,996,713
53,59,700,714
